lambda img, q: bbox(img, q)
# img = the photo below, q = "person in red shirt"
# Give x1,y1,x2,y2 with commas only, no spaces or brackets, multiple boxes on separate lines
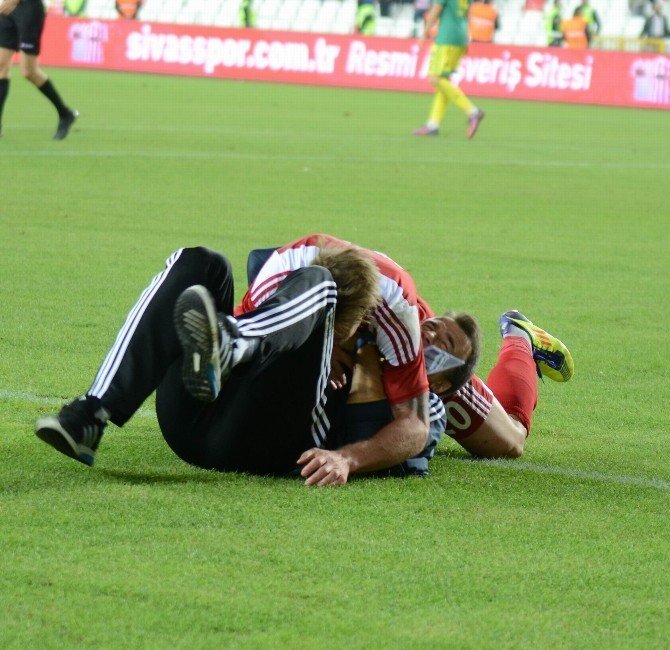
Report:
242,237,573,466
239,234,449,407
237,234,482,482
344,307,574,462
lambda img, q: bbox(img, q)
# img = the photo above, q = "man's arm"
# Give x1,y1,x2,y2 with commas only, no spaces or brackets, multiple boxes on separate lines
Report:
297,392,430,486
421,2,443,38
345,394,430,471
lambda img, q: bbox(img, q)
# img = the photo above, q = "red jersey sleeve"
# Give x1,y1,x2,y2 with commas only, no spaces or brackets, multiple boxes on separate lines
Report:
382,352,430,405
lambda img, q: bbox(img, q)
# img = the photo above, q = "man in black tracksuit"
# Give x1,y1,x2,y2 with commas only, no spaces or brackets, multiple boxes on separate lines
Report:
35,245,423,486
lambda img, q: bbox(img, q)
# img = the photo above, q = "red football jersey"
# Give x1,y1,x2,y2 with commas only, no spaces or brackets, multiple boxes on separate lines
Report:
236,234,430,404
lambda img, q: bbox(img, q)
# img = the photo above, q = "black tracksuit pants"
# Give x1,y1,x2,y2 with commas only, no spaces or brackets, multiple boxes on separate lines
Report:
88,246,339,475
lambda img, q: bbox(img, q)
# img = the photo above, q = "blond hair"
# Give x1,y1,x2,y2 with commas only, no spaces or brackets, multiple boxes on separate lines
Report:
311,245,381,341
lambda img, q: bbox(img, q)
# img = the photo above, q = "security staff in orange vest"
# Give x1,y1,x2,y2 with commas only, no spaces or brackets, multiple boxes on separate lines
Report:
562,6,589,49
468,0,499,43
116,0,142,19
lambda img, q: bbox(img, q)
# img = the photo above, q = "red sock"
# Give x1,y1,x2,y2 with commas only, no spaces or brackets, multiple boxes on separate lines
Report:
486,337,538,435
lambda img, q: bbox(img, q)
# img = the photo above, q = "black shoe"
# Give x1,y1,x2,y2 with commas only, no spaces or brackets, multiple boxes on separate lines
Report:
174,285,238,402
53,109,79,141
35,396,107,466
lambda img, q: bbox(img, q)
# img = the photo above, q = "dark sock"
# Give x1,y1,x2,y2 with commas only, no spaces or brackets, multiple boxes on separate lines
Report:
0,79,9,127
38,79,70,117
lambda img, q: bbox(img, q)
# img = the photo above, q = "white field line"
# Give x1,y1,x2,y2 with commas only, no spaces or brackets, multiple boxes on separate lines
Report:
4,388,669,491
1,123,651,154
453,458,670,492
2,149,670,170
0,389,155,419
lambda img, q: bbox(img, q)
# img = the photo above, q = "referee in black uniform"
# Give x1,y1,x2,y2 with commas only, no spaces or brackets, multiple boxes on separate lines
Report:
0,0,77,139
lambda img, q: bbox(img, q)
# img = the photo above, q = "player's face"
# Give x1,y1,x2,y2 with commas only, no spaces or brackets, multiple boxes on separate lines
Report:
421,316,472,393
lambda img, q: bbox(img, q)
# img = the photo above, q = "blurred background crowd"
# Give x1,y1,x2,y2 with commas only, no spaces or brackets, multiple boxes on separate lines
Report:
47,0,670,52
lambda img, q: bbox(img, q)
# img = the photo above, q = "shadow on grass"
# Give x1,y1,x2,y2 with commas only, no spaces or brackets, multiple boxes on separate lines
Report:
99,468,224,485
433,446,473,460
97,466,397,487
98,467,309,486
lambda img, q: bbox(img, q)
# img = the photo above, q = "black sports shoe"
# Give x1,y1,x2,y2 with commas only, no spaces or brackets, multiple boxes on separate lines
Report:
174,285,238,402
53,109,79,141
35,396,107,466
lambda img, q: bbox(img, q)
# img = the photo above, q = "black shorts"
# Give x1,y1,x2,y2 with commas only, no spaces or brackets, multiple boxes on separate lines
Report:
0,0,45,55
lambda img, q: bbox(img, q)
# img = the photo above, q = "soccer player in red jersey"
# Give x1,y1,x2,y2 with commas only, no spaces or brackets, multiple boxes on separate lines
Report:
347,307,574,462
237,234,478,483
243,236,574,464
426,309,573,459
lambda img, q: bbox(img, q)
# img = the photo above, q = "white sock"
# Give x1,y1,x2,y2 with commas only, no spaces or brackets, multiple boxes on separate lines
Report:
504,324,532,346
232,337,260,366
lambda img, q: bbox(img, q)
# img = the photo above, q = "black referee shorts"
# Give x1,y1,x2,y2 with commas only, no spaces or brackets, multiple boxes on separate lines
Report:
0,0,46,55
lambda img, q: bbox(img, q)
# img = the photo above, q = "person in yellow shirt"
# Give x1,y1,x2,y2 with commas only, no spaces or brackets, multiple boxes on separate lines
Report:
578,0,600,44
545,0,563,47
239,0,255,28
356,0,376,35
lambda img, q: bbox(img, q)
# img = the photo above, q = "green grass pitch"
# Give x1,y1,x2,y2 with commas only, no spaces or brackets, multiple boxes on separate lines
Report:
1,68,669,648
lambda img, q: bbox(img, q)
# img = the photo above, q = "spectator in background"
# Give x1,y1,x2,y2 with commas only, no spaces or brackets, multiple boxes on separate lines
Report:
413,0,431,38
578,0,600,44
0,0,78,140
630,0,668,16
239,0,255,28
116,0,142,19
562,5,589,48
64,0,86,16
641,2,670,38
545,0,563,46
468,0,500,43
356,0,376,35
629,0,648,16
